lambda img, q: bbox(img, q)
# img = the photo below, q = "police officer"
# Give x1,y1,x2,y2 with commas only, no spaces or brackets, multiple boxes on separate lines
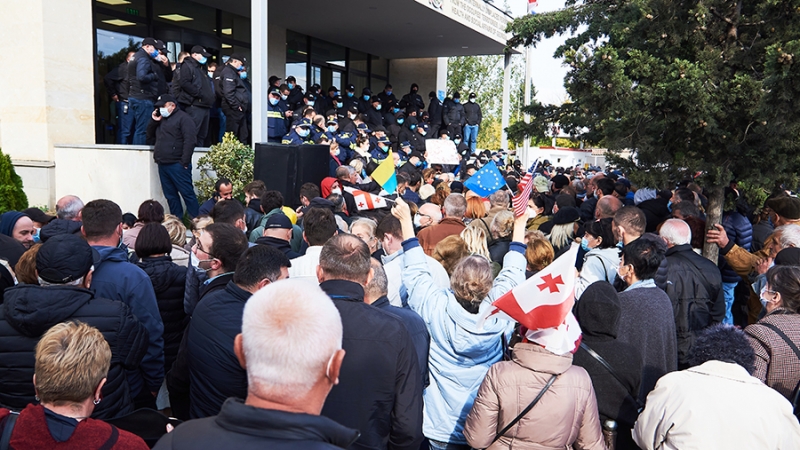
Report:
282,118,315,145
342,84,358,111
146,94,199,218
128,37,169,145
357,88,373,114
383,100,401,127
219,53,250,142
267,87,288,143
285,76,305,110
371,136,392,161
427,91,443,141
454,133,470,176
443,91,465,138
377,84,397,110
463,92,483,154
177,46,215,145
103,51,135,144
339,105,359,133
293,93,317,123
365,96,384,129
401,84,425,111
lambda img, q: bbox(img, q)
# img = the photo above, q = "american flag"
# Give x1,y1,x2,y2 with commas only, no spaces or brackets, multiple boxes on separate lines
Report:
512,158,539,218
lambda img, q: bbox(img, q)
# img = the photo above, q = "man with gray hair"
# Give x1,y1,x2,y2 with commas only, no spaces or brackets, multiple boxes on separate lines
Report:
39,195,84,242
484,189,510,229
365,258,431,387
153,279,360,449
659,218,725,368
317,233,424,449
418,193,467,255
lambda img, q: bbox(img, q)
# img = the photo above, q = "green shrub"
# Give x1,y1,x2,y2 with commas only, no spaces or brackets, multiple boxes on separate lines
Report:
0,148,28,214
194,133,253,203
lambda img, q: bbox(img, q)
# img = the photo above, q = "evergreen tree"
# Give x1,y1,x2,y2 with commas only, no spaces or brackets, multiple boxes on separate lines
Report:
506,0,800,260
0,148,28,214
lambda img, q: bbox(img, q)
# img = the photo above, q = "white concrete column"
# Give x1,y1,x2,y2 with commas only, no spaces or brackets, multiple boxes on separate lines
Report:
251,0,268,144
0,0,94,206
435,57,448,100
500,52,511,150
522,47,532,166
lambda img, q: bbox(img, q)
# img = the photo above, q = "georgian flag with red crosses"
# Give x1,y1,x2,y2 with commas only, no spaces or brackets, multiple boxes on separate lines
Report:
480,244,582,354
343,187,388,211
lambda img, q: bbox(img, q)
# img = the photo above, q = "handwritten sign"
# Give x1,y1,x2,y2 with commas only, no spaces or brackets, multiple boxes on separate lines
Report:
425,139,460,165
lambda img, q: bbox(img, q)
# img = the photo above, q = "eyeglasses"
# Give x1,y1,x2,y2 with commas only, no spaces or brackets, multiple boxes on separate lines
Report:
761,286,778,297
193,240,216,260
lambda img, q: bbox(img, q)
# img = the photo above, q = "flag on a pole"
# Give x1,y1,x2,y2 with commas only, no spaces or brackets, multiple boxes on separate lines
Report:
527,0,538,14
371,151,398,194
512,158,539,218
343,187,389,211
462,160,505,198
483,244,579,332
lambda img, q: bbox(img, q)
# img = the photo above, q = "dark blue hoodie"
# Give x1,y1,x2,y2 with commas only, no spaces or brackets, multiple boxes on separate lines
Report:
91,245,165,396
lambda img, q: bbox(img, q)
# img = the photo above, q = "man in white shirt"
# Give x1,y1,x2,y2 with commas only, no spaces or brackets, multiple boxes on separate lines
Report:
288,208,338,280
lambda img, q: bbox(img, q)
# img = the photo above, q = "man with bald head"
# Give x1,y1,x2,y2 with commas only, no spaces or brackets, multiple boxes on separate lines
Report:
40,195,84,242
418,194,466,255
416,202,443,230
596,195,623,220
317,233,424,449
659,218,725,368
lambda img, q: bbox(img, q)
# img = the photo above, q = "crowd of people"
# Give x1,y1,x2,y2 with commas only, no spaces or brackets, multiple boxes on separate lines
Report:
2,152,800,449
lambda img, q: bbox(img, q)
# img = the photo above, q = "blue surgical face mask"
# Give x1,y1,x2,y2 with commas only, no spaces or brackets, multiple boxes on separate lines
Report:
410,124,417,130
307,101,315,106
347,92,354,98
397,118,405,125
269,97,279,106
32,228,41,244
581,239,591,252
454,98,461,104
281,94,288,101
198,56,208,65
386,90,393,96
336,102,343,108
393,107,400,113
415,160,422,167
419,129,426,135
288,83,295,89
454,139,461,145
380,145,389,153
327,125,337,133
469,98,475,103
159,107,171,117
239,72,247,79
363,95,370,101
207,72,214,78
616,240,624,249
297,128,310,137
149,50,160,58
376,104,382,111
667,201,673,211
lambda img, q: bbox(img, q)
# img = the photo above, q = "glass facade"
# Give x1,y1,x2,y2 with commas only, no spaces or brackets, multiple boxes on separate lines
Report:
93,0,390,144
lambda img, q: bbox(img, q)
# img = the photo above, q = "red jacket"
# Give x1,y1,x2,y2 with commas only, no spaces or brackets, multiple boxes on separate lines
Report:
0,404,147,449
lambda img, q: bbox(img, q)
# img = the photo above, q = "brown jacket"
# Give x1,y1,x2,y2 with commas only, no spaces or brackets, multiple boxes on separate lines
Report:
721,237,774,324
417,217,466,256
464,343,605,450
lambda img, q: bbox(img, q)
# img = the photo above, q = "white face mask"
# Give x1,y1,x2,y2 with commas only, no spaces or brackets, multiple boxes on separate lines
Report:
527,207,537,219
331,188,342,195
413,214,424,228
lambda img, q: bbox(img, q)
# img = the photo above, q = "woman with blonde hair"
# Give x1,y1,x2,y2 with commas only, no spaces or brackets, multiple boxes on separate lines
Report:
162,214,190,267
432,235,470,276
461,224,491,260
0,322,148,448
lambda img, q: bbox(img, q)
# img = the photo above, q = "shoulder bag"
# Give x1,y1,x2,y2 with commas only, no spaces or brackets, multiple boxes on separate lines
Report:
491,374,558,445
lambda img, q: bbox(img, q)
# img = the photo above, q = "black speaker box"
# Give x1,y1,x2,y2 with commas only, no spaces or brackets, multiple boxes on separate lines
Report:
254,143,330,208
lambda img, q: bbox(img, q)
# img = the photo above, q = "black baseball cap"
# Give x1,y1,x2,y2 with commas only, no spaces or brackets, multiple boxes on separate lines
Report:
265,214,292,230
362,88,372,95
141,37,157,47
191,46,211,57
346,84,355,91
328,86,338,93
155,40,168,52
370,96,381,103
155,94,177,107
37,234,94,284
305,93,317,101
269,75,282,85
229,53,247,64
268,87,281,96
286,75,297,82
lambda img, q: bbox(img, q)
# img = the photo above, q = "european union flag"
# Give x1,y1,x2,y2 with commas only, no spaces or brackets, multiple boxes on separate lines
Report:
463,161,505,198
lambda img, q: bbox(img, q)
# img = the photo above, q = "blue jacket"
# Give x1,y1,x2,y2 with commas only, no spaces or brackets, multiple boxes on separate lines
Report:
719,211,753,283
91,245,165,395
267,101,288,138
281,129,313,145
401,238,526,444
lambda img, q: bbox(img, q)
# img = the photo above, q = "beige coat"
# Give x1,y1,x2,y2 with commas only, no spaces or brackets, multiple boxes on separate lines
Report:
633,360,800,449
464,343,605,450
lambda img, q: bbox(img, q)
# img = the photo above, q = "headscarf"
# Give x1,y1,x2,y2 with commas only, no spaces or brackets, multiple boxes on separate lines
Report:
523,312,582,356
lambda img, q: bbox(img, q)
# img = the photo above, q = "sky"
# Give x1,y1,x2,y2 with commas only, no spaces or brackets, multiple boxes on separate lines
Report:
505,0,571,106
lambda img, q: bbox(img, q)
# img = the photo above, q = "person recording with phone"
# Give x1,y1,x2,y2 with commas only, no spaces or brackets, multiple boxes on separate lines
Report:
147,93,200,219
